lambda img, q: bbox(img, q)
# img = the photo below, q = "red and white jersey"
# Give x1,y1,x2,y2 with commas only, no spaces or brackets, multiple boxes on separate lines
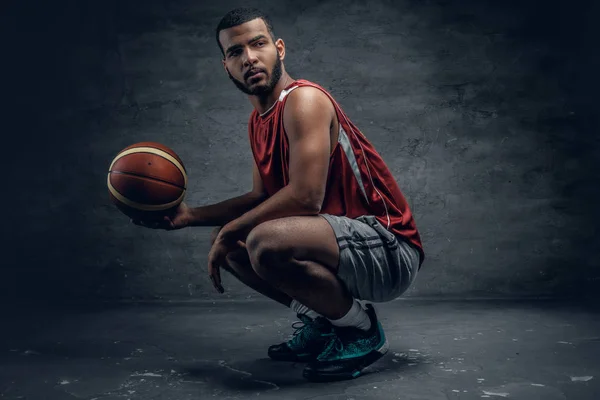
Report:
248,79,425,267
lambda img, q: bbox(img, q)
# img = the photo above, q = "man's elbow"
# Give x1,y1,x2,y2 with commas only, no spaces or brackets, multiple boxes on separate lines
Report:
306,200,322,214
294,191,324,214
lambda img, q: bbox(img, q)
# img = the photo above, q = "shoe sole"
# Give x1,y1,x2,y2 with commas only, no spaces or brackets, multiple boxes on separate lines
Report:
268,352,318,363
302,336,389,382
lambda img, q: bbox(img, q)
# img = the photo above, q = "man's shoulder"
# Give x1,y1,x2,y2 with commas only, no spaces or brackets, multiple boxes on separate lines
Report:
290,79,327,92
285,82,332,108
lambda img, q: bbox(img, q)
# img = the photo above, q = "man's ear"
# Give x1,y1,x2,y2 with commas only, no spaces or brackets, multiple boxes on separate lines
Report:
275,38,286,61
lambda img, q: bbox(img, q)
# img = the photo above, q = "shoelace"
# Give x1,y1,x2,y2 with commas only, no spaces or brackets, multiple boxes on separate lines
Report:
289,320,310,346
291,320,306,335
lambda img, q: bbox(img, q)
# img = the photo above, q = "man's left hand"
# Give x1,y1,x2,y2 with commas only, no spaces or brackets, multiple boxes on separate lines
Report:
207,226,246,293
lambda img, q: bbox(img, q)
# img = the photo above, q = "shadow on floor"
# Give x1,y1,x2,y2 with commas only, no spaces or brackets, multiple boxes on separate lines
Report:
177,351,431,389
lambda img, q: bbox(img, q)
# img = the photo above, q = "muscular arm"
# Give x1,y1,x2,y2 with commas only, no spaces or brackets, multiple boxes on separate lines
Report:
187,158,267,227
222,86,334,241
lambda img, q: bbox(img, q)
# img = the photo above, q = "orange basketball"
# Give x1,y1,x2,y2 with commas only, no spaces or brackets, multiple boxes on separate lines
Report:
107,142,187,221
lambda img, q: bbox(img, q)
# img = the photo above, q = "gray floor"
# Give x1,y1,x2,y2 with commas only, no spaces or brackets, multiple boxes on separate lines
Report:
2,299,599,399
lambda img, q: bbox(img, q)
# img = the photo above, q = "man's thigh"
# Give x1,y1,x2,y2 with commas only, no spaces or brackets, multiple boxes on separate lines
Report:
245,215,341,273
319,214,420,303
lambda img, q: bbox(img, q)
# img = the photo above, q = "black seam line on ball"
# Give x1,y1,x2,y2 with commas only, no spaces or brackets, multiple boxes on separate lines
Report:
109,170,186,190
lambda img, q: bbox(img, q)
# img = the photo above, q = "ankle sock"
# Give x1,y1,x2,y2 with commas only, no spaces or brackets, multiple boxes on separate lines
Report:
329,299,371,331
290,299,321,320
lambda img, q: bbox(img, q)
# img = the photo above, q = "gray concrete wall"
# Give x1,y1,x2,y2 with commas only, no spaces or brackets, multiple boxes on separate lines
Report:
3,0,599,304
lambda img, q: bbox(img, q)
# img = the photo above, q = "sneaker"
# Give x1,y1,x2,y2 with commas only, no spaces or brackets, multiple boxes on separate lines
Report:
268,314,335,362
302,304,389,382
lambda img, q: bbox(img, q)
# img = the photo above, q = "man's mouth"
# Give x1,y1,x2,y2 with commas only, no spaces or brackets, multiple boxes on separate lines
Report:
247,70,265,79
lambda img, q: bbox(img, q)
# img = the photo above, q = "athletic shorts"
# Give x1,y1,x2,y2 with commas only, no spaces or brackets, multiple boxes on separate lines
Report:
320,214,421,303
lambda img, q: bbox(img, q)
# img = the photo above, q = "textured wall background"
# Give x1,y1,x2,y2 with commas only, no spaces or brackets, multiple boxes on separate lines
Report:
2,0,598,304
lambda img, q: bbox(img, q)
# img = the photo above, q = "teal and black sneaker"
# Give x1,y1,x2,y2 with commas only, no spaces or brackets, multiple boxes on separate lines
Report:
302,304,389,382
268,314,335,362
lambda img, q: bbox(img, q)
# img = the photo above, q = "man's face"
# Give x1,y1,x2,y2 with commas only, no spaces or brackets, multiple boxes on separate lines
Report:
219,18,283,96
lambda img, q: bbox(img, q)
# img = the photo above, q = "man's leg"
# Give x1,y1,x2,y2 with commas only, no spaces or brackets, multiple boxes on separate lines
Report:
222,248,293,307
245,216,388,381
245,216,353,320
221,218,356,320
221,245,333,362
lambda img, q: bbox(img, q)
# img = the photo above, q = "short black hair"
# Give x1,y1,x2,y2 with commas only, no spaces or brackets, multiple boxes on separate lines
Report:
215,8,276,57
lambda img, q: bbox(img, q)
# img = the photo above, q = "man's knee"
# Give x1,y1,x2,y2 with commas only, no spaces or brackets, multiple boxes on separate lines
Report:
246,221,291,277
223,248,250,273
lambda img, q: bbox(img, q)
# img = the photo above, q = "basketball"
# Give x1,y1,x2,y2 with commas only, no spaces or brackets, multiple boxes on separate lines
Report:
107,141,187,221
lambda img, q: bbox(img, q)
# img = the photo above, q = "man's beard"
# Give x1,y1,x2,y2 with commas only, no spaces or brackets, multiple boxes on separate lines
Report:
228,56,283,97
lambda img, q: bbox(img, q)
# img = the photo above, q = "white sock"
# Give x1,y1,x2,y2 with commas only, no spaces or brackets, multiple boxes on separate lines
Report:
290,299,321,320
329,299,371,331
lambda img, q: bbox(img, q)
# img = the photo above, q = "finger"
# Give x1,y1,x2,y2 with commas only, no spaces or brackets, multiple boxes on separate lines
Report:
207,255,219,291
162,217,175,230
211,265,224,293
236,240,247,249
209,268,224,293
208,260,224,293
215,266,224,293
131,219,164,229
209,274,217,291
210,274,224,294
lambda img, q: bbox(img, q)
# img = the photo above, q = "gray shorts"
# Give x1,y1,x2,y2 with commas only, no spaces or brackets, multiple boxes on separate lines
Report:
320,214,420,303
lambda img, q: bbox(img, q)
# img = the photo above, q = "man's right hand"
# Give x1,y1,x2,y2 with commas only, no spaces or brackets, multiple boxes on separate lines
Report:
210,226,222,245
132,202,192,230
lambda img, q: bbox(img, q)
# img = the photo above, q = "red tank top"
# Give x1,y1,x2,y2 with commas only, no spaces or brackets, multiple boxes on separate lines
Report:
248,79,425,267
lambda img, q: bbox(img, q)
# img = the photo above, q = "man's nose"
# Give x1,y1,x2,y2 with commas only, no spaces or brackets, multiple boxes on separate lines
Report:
243,49,259,67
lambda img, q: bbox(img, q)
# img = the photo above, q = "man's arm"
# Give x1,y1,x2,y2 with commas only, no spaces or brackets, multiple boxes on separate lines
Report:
221,86,334,241
187,158,268,227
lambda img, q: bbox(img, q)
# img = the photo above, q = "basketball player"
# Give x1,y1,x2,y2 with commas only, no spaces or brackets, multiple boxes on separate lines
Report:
134,7,425,382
